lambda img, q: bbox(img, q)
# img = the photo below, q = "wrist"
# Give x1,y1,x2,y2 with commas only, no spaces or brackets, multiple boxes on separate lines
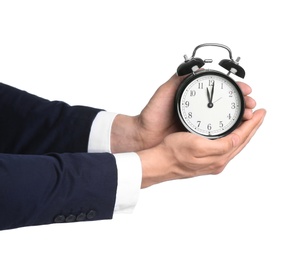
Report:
110,114,143,153
137,144,176,188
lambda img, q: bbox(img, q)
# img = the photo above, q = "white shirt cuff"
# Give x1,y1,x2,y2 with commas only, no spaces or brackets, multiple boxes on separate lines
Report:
88,111,142,214
113,152,141,214
88,111,117,153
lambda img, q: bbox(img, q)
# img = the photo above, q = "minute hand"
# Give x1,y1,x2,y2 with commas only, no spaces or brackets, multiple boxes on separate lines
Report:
210,82,214,102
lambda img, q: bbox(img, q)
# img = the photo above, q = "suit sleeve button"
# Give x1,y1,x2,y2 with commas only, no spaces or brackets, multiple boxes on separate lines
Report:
54,215,65,223
76,213,86,221
66,214,76,222
87,210,96,220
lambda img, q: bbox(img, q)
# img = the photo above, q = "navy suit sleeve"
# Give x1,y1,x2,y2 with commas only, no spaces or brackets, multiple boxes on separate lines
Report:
0,82,102,154
0,152,117,230
0,82,118,230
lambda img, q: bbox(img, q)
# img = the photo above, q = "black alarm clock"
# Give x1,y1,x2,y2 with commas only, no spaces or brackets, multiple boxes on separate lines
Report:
175,43,246,139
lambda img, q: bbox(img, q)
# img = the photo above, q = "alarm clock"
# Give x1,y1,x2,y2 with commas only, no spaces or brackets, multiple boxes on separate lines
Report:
175,43,246,139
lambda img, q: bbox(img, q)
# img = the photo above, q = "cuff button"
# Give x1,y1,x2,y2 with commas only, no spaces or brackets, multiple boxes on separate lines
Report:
76,213,86,221
66,214,76,222
87,210,96,220
54,215,65,223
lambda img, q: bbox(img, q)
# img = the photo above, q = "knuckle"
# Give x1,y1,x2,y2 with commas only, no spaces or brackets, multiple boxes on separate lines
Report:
210,159,227,175
218,142,230,155
211,166,225,175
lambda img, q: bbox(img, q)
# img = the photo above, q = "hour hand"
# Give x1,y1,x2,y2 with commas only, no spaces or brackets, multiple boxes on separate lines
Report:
206,85,214,108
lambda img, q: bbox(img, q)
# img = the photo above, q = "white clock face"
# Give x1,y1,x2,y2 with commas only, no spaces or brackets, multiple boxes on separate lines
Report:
177,72,244,138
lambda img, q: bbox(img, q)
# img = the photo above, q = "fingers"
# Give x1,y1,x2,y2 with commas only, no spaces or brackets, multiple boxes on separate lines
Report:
243,109,253,120
156,109,266,181
203,109,266,157
237,81,252,96
238,82,256,120
243,96,256,119
191,133,236,158
228,109,267,158
237,81,256,109
244,95,256,109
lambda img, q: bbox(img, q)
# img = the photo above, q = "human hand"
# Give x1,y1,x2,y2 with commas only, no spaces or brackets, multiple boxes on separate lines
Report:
111,74,256,153
137,109,266,188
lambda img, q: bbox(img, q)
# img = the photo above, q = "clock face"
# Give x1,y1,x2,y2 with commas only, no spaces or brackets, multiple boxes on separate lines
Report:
176,70,245,139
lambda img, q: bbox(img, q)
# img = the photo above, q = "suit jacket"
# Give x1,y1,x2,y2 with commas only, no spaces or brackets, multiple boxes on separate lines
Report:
0,82,118,230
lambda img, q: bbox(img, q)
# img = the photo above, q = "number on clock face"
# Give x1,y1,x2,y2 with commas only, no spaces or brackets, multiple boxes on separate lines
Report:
178,74,243,138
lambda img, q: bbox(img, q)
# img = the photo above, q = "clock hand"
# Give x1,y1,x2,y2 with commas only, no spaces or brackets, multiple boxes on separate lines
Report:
213,97,222,104
211,81,215,102
206,87,212,103
206,84,214,108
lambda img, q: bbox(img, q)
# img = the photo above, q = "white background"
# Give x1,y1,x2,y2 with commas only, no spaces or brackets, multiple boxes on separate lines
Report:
0,0,299,259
